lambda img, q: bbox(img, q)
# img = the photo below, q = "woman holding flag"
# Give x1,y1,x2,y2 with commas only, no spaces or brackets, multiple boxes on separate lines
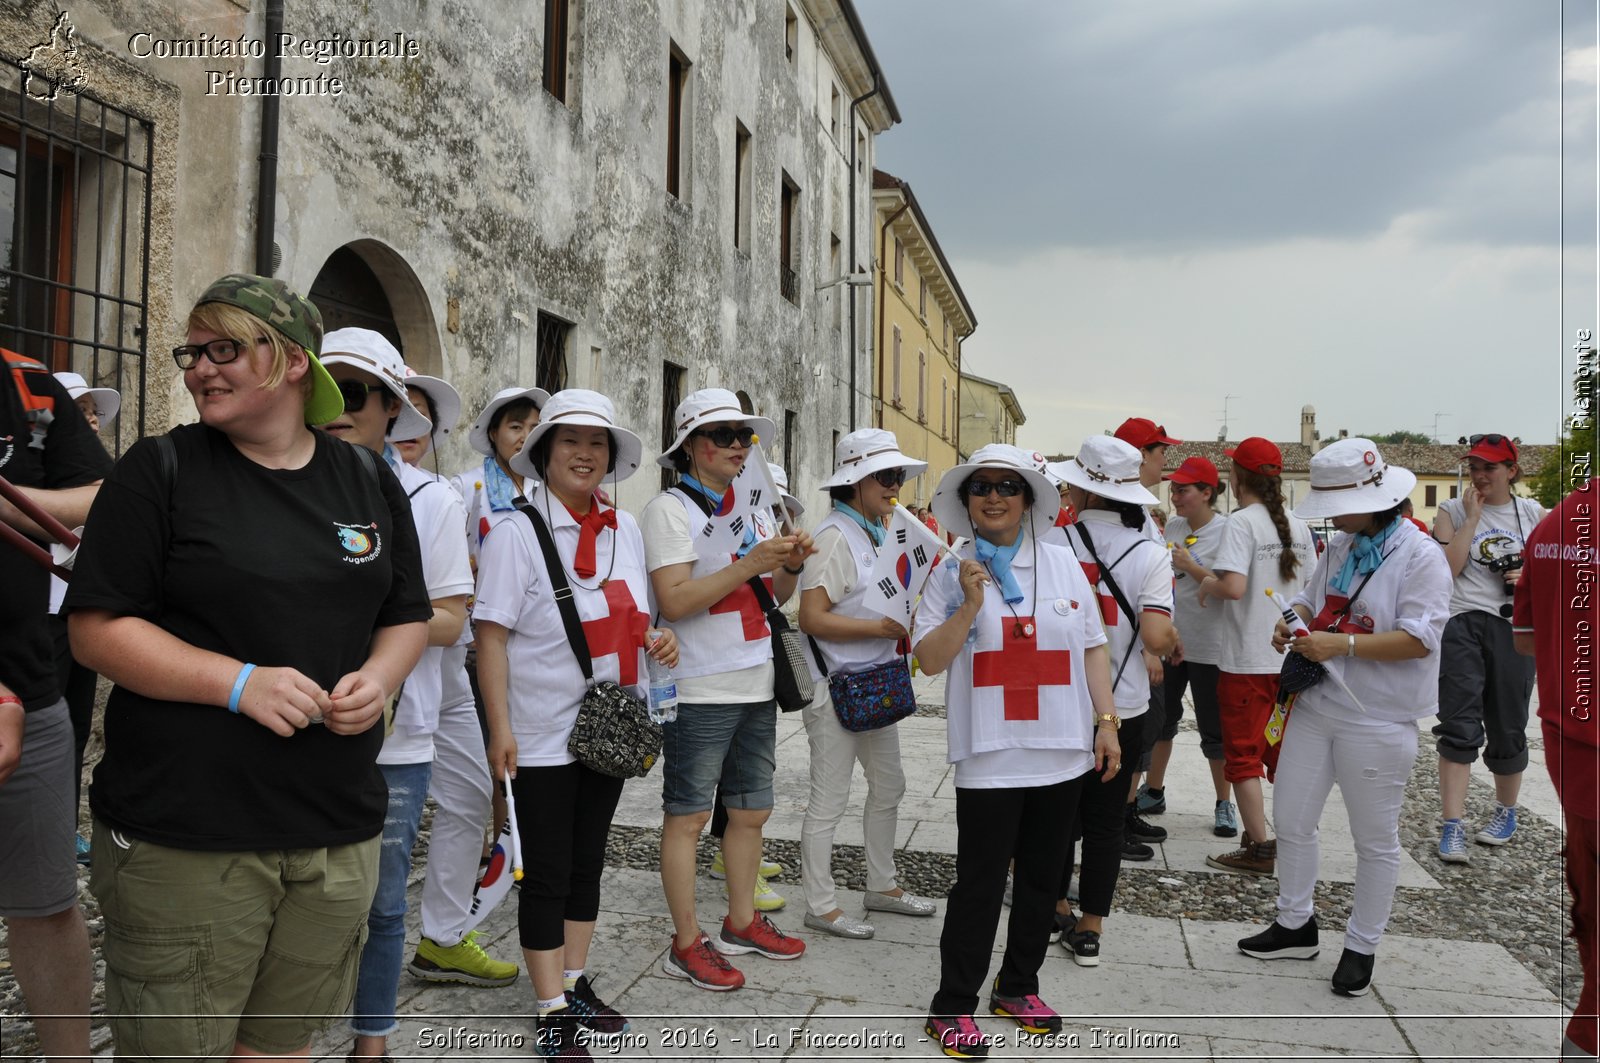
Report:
475,389,677,1056
915,443,1118,1058
1237,439,1449,998
797,428,938,939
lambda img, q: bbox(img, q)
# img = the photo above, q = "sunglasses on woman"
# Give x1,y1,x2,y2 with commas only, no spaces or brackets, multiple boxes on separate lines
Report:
964,479,1025,498
171,337,265,370
1469,433,1507,446
870,468,906,488
695,425,757,448
336,380,379,412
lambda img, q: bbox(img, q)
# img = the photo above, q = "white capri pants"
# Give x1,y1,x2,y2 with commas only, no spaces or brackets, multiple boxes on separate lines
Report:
419,693,495,946
800,690,907,916
1272,700,1419,955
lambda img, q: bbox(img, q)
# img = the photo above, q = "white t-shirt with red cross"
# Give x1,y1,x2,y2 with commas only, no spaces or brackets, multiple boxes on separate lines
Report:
914,537,1103,789
1211,502,1316,674
1066,511,1174,714
640,489,776,704
473,487,653,767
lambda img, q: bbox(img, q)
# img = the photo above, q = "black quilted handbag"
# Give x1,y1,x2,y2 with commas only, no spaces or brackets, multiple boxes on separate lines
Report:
518,503,662,779
749,576,816,711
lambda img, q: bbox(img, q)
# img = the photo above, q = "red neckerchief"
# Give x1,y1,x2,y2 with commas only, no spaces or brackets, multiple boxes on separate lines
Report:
562,498,617,579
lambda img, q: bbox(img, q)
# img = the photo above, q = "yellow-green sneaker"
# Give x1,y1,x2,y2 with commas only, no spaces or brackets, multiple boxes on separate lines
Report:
722,875,787,912
407,930,519,987
709,849,784,880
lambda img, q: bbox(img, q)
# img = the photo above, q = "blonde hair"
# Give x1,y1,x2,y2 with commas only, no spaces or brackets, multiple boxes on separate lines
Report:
185,302,309,397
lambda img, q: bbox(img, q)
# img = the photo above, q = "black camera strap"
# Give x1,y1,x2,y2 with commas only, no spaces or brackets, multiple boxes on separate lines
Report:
1072,520,1156,689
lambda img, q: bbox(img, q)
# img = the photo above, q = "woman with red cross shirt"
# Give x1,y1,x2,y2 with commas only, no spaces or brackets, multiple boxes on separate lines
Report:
914,443,1118,1059
1053,435,1177,969
474,389,679,1057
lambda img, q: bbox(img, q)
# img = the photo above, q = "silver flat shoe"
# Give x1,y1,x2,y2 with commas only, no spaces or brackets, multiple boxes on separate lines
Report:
862,890,938,917
803,911,875,939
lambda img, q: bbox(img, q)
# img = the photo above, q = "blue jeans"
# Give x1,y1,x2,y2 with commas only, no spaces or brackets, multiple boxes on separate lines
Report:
660,700,777,815
350,760,432,1037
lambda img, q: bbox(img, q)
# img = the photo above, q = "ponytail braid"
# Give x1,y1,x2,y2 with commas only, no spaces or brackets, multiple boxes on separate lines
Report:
1238,468,1300,583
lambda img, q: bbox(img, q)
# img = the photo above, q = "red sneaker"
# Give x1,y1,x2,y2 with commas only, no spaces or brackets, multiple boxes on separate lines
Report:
662,933,744,991
714,913,805,960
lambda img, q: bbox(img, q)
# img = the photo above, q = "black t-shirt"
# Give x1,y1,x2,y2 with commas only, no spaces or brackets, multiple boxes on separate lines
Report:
0,366,112,711
64,424,431,849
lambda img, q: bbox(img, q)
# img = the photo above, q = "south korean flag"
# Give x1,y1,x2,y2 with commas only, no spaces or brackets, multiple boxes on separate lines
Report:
865,503,955,625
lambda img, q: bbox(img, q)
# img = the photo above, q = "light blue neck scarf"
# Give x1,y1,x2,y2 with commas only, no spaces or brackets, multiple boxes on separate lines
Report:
833,500,886,547
484,456,520,512
975,530,1026,605
1332,515,1403,594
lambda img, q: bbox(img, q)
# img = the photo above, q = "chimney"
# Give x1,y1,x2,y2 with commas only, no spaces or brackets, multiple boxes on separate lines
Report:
1300,405,1316,448
1338,429,1348,440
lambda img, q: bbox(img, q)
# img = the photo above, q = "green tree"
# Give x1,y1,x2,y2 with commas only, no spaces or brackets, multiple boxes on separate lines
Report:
1530,421,1597,508
1364,430,1434,445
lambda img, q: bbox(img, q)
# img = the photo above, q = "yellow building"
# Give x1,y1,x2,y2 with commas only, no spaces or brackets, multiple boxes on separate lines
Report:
959,373,1026,455
871,169,976,505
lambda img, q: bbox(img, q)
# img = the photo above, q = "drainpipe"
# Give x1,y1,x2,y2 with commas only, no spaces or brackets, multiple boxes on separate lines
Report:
875,197,910,429
255,0,285,276
846,72,880,432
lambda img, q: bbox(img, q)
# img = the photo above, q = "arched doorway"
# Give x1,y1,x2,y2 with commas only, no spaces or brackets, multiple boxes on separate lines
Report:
307,239,442,375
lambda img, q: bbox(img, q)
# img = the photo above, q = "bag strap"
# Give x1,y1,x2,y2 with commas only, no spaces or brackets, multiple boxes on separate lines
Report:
1073,520,1148,688
516,501,594,682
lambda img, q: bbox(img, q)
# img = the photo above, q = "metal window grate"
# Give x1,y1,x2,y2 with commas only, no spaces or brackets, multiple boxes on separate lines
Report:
660,360,685,491
535,311,569,395
2,56,154,452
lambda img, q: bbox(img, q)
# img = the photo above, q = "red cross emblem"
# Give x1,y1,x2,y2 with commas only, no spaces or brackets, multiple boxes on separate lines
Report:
709,573,772,643
582,581,650,686
971,618,1072,721
1079,561,1119,626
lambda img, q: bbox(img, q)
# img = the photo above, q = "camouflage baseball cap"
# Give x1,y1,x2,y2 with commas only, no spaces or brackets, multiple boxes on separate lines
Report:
193,273,344,425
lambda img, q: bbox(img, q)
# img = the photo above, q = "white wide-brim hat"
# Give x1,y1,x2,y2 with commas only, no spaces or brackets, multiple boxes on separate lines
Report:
318,329,433,442
655,387,776,469
401,367,462,437
510,388,643,483
931,443,1062,539
468,386,552,456
1057,435,1161,507
1043,461,1072,488
819,427,928,489
53,371,120,421
767,462,805,517
1293,437,1418,520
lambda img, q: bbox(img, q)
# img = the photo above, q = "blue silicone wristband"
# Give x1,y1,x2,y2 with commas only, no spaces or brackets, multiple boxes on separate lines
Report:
228,663,256,714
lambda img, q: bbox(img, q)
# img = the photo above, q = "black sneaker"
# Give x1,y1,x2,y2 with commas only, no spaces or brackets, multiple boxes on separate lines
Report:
1331,947,1374,996
1125,807,1168,843
1237,917,1320,960
566,975,629,1038
1048,909,1078,943
1122,837,1154,862
534,1007,592,1059
1063,928,1100,967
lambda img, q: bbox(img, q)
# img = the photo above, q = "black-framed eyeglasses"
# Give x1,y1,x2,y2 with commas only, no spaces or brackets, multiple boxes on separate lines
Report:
695,425,756,449
870,468,906,488
172,337,264,370
336,380,378,412
964,479,1025,498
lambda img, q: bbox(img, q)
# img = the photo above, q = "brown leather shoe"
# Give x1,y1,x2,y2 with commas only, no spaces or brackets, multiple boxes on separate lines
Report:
1205,830,1277,875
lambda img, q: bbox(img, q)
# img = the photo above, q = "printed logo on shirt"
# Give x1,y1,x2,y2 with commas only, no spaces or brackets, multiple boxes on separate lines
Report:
334,520,383,564
1470,529,1521,568
0,434,12,469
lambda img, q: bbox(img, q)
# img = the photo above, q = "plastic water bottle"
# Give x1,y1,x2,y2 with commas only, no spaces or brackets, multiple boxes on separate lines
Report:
645,630,678,724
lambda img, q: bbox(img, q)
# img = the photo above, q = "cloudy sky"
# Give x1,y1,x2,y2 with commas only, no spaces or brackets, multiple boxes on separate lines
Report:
856,0,1598,454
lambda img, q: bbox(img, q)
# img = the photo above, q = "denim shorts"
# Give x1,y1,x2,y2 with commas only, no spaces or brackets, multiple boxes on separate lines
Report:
661,700,778,816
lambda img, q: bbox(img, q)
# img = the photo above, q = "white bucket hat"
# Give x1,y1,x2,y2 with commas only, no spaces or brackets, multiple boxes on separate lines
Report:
769,462,805,518
1043,461,1072,489
1293,437,1417,520
467,386,551,457
318,328,433,442
931,443,1062,539
53,372,120,421
401,367,462,437
510,388,643,483
819,427,928,489
655,387,776,469
1057,435,1160,507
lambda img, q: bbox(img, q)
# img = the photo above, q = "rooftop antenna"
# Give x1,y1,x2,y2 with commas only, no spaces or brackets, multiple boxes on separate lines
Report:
1431,412,1448,444
1218,394,1238,442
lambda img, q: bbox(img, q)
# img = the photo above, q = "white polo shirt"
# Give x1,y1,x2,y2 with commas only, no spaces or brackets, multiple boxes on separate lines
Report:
1211,502,1316,675
1066,511,1174,713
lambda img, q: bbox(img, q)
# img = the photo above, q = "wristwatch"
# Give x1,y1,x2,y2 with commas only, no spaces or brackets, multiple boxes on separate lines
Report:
1096,712,1121,730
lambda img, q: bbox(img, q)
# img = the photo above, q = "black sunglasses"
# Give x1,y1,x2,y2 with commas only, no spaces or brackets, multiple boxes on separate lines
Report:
695,425,757,449
172,337,265,370
336,380,379,412
964,479,1025,498
870,468,906,488
1469,433,1506,446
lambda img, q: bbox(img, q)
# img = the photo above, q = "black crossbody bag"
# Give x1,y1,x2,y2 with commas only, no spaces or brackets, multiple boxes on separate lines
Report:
1073,521,1156,689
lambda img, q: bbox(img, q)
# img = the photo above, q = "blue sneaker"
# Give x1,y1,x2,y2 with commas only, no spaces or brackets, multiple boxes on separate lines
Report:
1475,804,1517,846
1213,800,1238,838
1135,783,1166,815
75,833,91,867
1438,819,1470,863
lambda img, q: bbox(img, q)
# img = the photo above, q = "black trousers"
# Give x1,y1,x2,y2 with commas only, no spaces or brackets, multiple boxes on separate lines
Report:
49,614,97,813
1060,711,1148,916
931,774,1085,1017
512,761,624,951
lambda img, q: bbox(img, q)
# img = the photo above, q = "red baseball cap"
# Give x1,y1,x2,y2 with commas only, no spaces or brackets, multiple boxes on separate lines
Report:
1225,437,1283,475
1461,433,1518,465
1114,417,1181,449
1164,455,1220,487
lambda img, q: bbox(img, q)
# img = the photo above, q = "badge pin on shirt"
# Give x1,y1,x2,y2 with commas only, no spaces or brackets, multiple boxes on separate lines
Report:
1054,598,1071,615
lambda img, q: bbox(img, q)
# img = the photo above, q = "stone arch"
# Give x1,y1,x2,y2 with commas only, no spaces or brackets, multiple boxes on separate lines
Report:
308,239,442,376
